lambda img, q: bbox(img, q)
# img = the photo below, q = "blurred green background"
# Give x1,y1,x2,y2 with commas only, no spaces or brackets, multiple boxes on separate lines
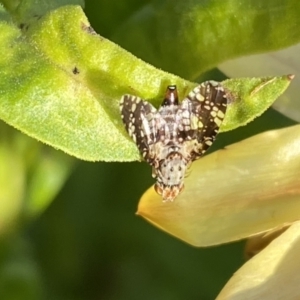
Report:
0,0,298,299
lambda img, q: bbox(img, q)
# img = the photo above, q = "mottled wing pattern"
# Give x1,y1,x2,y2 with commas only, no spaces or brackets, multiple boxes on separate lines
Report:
120,94,162,164
178,81,228,159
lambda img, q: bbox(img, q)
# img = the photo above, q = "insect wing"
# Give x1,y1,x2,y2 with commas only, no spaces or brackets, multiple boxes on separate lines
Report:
120,95,160,163
179,81,228,158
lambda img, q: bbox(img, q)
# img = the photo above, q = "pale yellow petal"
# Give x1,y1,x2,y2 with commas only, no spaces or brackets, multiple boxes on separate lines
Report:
244,224,291,259
217,221,300,300
137,125,300,246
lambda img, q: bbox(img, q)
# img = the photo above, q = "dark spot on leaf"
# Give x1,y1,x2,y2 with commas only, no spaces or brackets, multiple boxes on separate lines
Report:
81,22,96,35
19,23,30,31
33,14,42,20
73,67,80,75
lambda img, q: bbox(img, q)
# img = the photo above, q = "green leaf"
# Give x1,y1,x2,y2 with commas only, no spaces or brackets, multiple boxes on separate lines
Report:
0,4,192,161
0,121,73,236
221,75,294,131
0,127,25,236
112,0,300,80
0,4,294,162
24,144,74,220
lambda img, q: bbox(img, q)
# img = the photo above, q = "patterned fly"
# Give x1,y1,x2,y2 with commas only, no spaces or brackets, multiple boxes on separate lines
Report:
120,81,228,202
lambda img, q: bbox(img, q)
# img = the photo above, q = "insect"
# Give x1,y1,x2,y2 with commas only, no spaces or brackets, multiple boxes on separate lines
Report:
120,81,228,202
